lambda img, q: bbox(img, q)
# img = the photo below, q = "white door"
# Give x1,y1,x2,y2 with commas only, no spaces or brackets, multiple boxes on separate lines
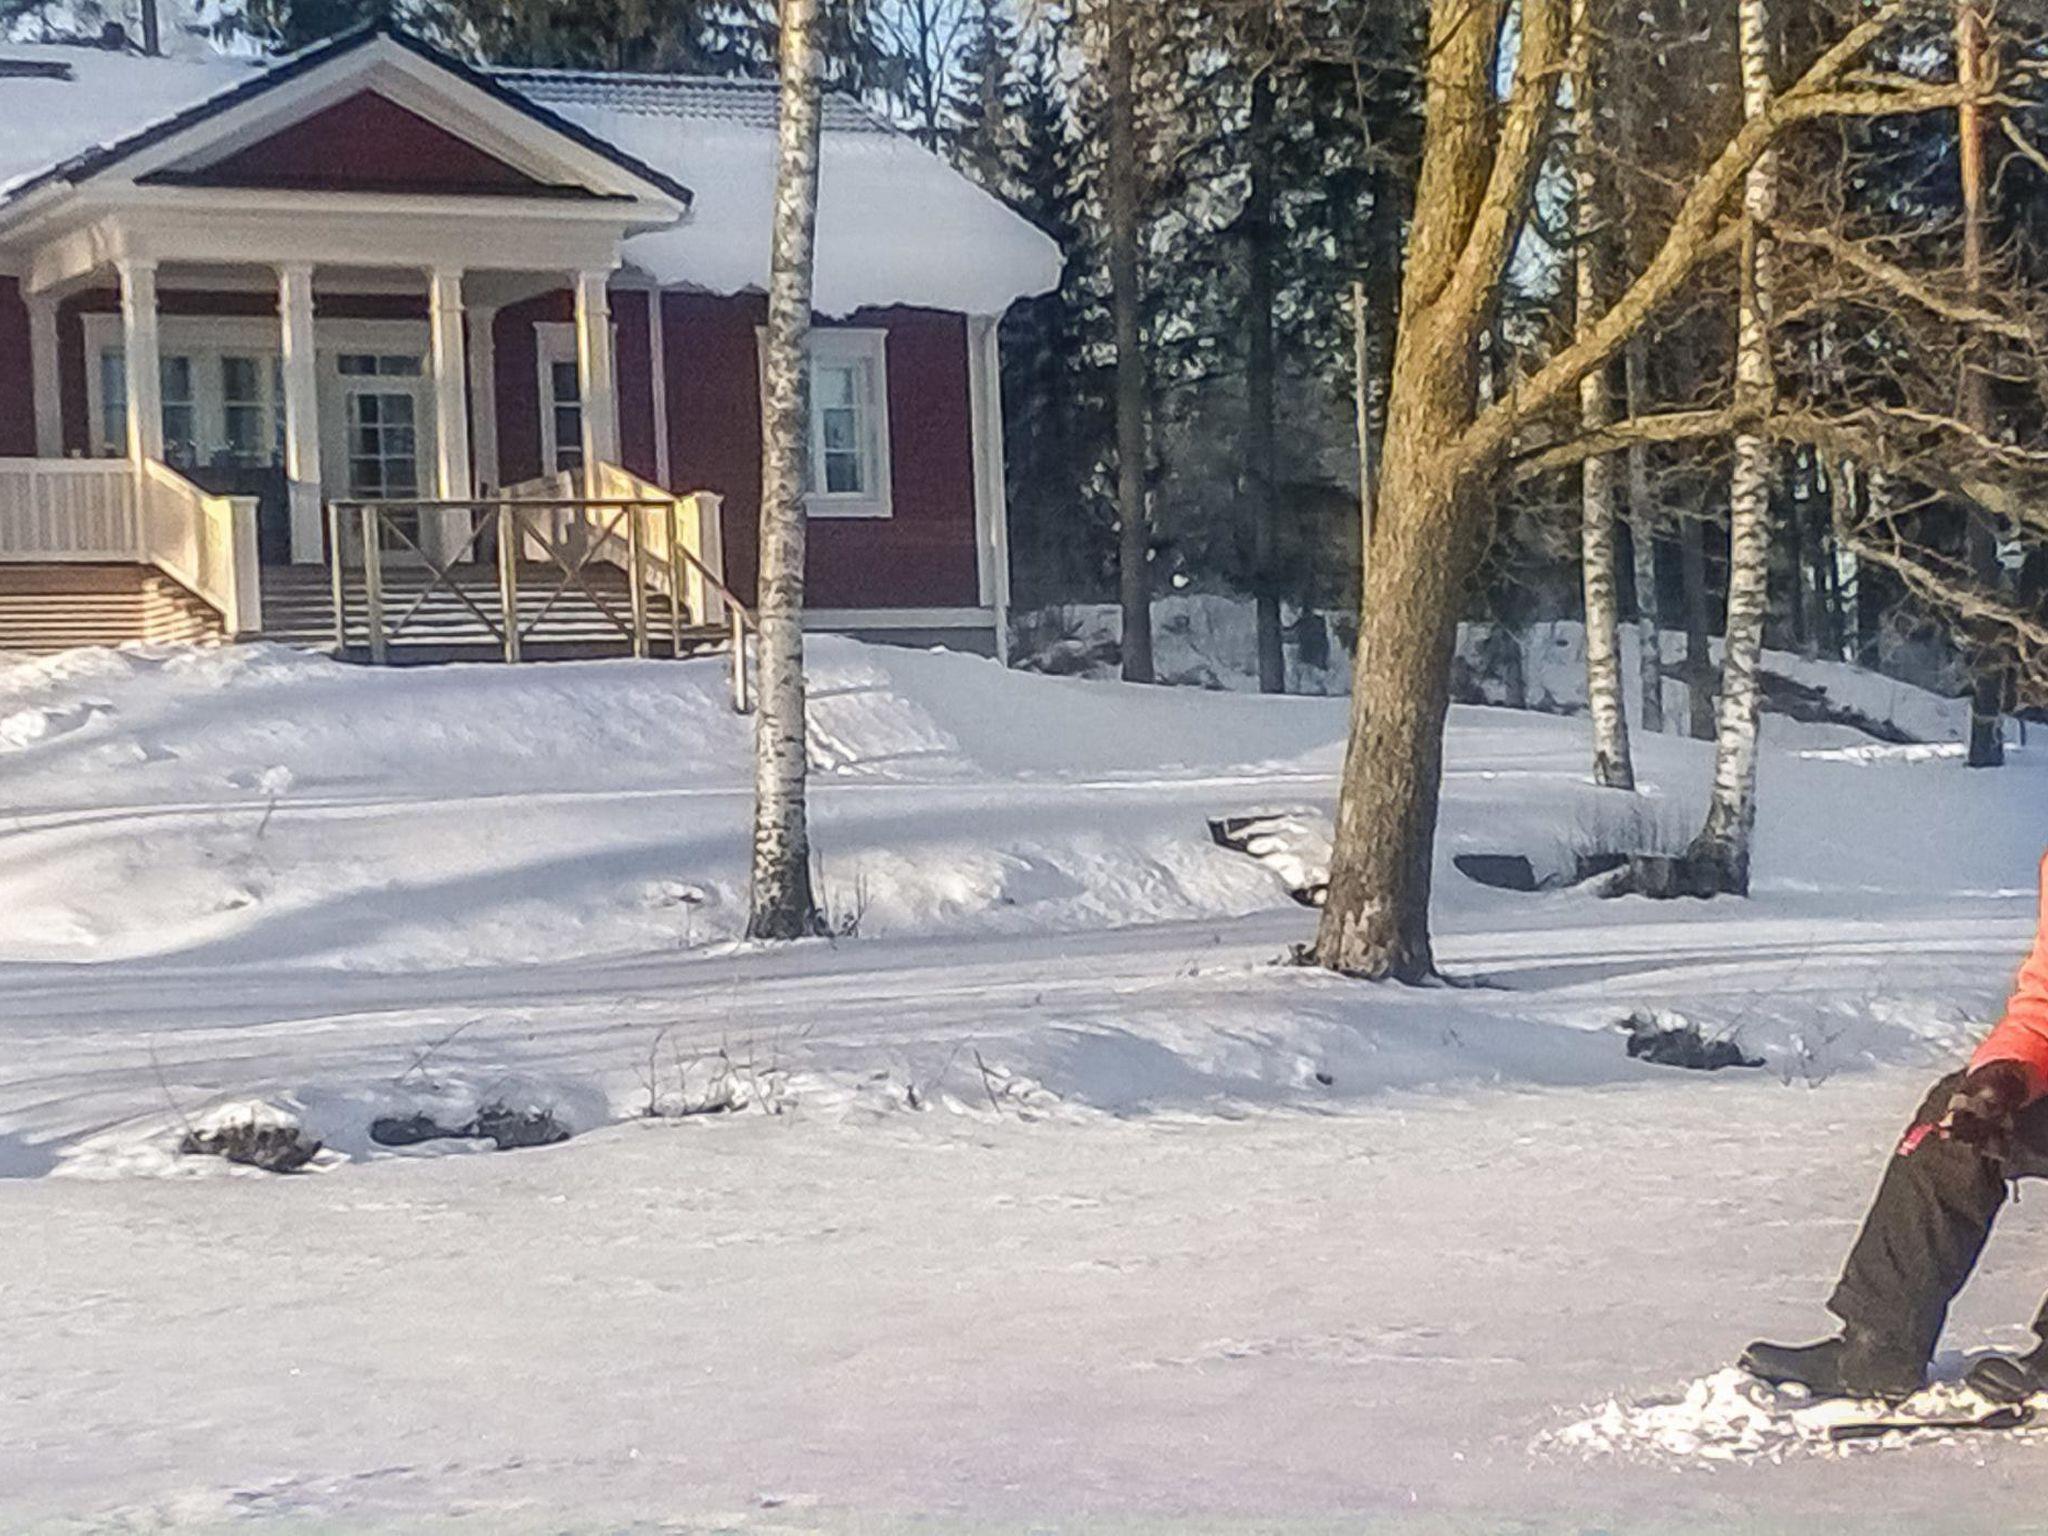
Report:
320,350,435,560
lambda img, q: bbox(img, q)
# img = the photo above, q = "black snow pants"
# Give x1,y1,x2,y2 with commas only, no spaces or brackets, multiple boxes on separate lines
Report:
1830,1071,2048,1362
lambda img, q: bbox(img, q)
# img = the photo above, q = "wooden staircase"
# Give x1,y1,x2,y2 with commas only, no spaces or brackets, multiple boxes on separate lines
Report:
0,564,223,655
258,563,732,662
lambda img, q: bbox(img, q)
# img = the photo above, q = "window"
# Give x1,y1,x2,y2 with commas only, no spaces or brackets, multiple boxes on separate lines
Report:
549,359,583,472
346,391,418,498
160,356,197,467
99,350,125,455
537,325,602,475
220,355,271,466
96,349,200,462
757,328,893,517
337,353,423,378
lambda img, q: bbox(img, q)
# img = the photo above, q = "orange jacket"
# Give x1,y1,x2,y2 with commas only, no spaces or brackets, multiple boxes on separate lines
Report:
1968,854,2048,1100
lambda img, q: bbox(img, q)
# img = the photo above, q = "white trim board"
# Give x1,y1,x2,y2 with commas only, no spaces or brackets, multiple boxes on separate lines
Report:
802,607,996,632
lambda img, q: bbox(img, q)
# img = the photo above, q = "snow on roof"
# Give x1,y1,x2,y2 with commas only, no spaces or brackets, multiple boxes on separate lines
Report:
0,37,1063,318
0,41,256,201
503,71,1062,318
490,70,894,136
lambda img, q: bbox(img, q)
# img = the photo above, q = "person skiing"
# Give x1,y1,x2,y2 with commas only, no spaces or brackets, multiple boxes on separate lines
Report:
1744,853,2048,1404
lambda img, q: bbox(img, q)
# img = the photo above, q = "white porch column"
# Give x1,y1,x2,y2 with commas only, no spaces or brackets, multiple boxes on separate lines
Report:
966,314,1012,662
117,259,162,468
277,263,323,564
573,268,619,481
427,268,473,561
645,288,672,487
26,294,61,457
467,302,500,494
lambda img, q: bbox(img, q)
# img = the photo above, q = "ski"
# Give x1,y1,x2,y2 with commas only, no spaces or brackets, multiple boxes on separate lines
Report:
1823,1403,2035,1442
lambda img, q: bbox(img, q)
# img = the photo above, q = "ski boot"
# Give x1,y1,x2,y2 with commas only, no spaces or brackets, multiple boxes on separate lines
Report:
1740,1327,1925,1402
1967,1341,2048,1405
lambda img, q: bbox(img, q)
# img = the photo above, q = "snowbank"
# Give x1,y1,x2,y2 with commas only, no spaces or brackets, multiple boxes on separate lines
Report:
0,631,2042,1186
1013,598,1975,746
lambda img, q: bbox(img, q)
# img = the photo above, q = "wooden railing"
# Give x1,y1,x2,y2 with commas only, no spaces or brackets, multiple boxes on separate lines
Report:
586,462,729,629
327,482,757,709
0,459,137,560
0,457,258,635
139,461,261,637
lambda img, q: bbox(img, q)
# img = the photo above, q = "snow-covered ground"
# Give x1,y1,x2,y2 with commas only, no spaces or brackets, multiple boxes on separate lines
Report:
5,635,2048,1529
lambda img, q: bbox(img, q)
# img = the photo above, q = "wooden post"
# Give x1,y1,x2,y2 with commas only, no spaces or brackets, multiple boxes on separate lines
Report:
731,610,748,712
327,501,348,655
666,499,685,652
626,505,650,659
361,507,388,666
497,502,521,663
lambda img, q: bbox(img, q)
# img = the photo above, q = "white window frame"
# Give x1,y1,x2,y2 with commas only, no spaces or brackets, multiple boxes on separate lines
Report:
84,314,285,466
535,321,588,476
756,326,894,520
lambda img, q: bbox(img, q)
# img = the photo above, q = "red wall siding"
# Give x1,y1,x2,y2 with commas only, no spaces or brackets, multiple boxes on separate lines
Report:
0,278,34,456
612,289,658,482
491,288,662,489
185,92,548,195
659,293,980,611
492,289,566,488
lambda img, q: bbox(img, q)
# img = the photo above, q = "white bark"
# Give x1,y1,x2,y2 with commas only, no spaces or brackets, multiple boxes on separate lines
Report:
1625,335,1665,734
748,0,826,942
1572,0,1635,790
1690,0,1778,893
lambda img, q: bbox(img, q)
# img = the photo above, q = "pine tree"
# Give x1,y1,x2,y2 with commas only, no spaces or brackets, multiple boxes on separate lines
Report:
949,0,1022,198
999,17,1114,606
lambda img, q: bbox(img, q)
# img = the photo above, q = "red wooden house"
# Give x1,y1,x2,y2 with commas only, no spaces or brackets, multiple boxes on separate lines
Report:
0,23,1060,661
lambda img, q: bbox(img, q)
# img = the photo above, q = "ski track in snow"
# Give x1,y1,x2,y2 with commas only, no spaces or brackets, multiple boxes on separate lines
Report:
4,638,2048,1529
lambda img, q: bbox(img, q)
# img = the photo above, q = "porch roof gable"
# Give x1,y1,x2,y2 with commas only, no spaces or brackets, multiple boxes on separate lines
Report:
0,23,694,217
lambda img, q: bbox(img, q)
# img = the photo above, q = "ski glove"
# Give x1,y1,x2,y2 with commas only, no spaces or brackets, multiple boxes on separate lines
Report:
1939,1060,2033,1160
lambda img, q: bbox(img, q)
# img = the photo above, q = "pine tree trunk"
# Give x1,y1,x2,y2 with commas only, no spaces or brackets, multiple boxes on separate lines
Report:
1572,0,1634,789
1624,334,1665,733
1959,0,2005,767
1105,0,1153,683
1247,71,1285,694
747,0,826,942
1687,0,1777,895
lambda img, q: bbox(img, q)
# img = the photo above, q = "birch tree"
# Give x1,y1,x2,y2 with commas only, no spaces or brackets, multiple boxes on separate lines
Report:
1572,0,1636,788
1958,0,2005,767
1681,0,1780,894
1624,335,1666,733
747,0,827,942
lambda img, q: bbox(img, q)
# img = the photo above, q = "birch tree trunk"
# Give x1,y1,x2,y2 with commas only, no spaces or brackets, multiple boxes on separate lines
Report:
1572,0,1635,789
1105,0,1154,683
1686,0,1778,895
1681,509,1714,737
747,0,827,942
1625,335,1665,733
1959,0,2005,767
1247,69,1286,694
